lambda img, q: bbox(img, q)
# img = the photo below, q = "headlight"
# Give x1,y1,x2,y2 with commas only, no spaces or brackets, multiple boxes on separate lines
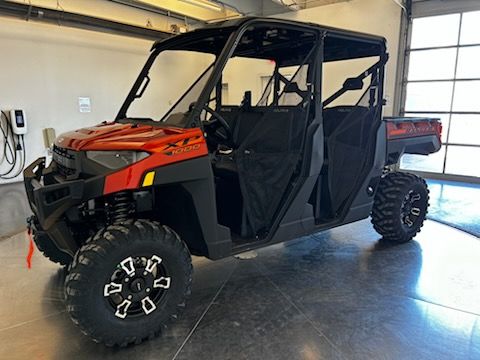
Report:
86,151,150,169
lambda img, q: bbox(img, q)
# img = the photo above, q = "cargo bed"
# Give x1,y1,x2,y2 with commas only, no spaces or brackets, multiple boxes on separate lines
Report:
383,116,442,165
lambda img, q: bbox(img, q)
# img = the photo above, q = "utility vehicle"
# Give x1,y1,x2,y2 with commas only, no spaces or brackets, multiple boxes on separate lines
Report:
24,17,442,347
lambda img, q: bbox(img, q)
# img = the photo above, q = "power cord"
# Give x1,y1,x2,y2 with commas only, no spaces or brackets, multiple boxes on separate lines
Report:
0,111,15,165
0,110,26,179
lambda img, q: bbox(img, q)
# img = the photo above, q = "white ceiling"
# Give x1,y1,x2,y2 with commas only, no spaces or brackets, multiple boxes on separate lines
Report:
111,0,354,21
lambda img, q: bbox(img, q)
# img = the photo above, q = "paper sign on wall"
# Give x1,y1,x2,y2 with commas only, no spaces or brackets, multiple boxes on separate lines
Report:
78,97,91,113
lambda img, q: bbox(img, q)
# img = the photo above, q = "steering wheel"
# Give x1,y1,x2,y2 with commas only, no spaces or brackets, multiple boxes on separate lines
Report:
202,105,233,143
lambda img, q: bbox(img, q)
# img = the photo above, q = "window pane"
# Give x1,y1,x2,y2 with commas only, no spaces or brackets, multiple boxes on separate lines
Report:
405,82,453,112
452,80,480,112
408,48,457,80
322,57,377,106
460,11,480,45
400,147,446,173
127,50,214,120
445,145,480,177
222,57,275,105
448,114,480,145
456,46,480,79
411,14,460,49
406,113,450,143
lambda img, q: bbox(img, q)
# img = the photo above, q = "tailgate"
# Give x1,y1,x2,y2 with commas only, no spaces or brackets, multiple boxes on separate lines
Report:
383,116,442,165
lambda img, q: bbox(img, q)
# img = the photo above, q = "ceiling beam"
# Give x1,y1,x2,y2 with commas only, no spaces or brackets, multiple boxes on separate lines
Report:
270,0,303,11
109,0,203,24
133,0,241,22
0,1,171,41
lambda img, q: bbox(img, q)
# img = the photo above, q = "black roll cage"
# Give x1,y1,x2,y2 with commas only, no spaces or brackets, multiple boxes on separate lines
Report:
115,17,387,131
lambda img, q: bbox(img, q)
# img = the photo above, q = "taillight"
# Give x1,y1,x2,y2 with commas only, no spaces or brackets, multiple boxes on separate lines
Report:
387,119,442,140
435,121,443,141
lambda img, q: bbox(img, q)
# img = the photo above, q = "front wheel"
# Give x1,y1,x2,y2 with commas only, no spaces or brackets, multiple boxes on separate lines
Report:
65,220,192,347
371,172,429,243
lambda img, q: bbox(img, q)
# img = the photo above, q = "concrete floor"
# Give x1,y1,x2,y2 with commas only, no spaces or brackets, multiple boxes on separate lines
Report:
1,181,480,359
1,219,480,359
427,179,480,237
0,182,30,239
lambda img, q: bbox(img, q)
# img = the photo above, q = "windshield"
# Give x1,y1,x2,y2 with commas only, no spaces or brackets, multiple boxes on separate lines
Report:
124,49,215,126
116,25,320,128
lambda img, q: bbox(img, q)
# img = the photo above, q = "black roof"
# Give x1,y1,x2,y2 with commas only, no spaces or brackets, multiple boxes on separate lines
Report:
205,17,386,43
152,17,387,63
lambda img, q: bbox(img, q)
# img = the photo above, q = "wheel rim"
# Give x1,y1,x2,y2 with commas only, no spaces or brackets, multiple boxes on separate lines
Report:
400,190,423,228
103,255,171,319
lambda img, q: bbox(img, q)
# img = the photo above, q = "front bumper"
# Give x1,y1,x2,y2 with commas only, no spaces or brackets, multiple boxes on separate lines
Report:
24,157,105,231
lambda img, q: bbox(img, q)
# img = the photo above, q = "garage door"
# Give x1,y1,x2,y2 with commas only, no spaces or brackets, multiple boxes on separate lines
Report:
401,9,480,179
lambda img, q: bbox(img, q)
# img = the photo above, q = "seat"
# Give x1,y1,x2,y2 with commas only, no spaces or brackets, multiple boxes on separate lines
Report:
213,108,264,178
323,106,369,137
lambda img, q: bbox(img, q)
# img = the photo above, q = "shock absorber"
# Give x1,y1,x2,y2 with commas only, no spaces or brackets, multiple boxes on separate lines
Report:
108,191,134,224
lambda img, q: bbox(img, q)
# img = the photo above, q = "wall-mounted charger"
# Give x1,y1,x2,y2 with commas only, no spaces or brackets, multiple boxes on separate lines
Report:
9,109,27,135
1,109,26,180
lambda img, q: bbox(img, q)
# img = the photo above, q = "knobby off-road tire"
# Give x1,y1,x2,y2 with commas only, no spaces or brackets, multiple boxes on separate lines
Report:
371,172,429,243
33,232,72,266
65,219,192,347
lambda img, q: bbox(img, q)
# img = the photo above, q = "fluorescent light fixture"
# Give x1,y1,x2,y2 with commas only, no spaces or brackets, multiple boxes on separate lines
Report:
179,0,223,12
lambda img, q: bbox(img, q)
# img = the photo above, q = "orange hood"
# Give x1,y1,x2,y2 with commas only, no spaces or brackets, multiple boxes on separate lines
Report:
55,122,203,153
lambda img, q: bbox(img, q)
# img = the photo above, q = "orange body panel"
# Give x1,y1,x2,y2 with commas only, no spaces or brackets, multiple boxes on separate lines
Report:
54,122,208,195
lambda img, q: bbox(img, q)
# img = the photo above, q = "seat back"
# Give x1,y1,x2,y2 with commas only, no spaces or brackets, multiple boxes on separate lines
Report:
323,106,369,137
218,106,265,148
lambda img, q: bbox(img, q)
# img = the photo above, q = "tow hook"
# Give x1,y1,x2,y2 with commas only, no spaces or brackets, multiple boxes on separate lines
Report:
26,216,34,235
26,216,35,269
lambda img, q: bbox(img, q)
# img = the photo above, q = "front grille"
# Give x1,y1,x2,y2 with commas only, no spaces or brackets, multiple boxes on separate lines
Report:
52,145,78,178
56,163,77,177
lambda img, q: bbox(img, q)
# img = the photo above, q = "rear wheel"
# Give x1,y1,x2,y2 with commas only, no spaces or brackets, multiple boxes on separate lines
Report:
65,220,192,347
371,172,429,243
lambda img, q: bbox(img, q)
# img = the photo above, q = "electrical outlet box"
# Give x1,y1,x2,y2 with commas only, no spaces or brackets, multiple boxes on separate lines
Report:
9,109,27,135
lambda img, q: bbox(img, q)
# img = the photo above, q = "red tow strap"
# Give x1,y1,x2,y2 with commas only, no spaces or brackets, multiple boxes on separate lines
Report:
26,228,34,269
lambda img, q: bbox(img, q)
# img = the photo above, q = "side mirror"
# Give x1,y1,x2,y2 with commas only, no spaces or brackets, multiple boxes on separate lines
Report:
343,77,364,90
